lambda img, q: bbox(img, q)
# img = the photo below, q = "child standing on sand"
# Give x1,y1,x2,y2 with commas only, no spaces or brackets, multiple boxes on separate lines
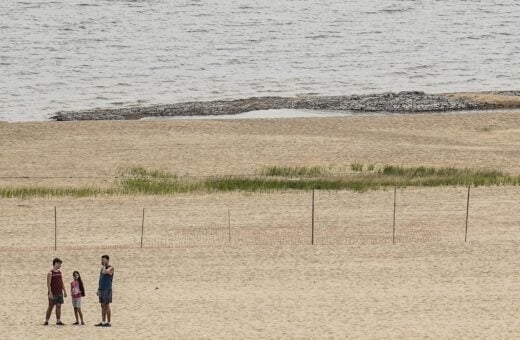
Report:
71,271,85,325
44,258,67,326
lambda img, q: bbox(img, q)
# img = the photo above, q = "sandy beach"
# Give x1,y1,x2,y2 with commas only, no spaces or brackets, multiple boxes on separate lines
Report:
3,0,520,336
1,111,519,338
2,242,520,339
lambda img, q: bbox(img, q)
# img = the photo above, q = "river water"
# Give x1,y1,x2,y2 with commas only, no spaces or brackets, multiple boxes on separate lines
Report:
1,0,519,121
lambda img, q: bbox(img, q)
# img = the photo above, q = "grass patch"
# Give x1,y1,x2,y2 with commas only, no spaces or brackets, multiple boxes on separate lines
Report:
118,177,198,194
0,186,112,199
1,165,519,198
123,166,178,180
259,166,328,177
377,165,511,185
202,177,345,192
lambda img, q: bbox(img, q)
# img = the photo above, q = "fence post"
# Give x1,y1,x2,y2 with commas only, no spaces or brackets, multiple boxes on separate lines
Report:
228,209,231,243
465,186,470,242
392,187,396,245
141,208,145,248
311,188,315,245
54,206,57,251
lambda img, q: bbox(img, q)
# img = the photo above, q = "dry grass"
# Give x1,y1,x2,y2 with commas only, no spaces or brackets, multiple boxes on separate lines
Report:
4,165,518,198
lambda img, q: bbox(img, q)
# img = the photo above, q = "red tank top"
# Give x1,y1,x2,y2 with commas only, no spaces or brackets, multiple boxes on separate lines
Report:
50,270,63,295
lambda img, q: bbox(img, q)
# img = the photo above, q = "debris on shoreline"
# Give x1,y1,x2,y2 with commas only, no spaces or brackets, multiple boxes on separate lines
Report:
51,91,520,121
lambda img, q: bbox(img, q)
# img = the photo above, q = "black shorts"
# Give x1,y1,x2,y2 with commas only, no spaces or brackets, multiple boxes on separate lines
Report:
98,289,112,304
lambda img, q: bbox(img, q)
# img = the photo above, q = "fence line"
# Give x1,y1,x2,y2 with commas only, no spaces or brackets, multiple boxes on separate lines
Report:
0,186,518,252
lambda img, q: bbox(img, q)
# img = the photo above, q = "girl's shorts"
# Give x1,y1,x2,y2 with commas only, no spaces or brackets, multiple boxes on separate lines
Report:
72,298,81,308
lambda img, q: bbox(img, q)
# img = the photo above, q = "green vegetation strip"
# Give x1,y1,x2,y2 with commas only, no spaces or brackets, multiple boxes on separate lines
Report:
1,165,519,198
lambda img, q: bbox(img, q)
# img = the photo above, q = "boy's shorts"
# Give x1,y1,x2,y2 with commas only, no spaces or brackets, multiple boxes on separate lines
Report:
72,298,81,308
49,294,64,305
98,289,112,304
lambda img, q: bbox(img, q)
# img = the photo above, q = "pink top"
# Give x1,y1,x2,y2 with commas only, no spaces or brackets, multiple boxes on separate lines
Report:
71,280,81,299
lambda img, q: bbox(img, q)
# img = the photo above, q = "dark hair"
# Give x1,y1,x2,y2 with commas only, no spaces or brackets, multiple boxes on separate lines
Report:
101,255,109,261
73,271,86,297
52,258,62,265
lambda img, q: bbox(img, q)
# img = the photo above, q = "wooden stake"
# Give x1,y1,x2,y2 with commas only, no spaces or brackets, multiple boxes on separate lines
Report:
393,187,396,245
141,208,145,248
54,206,57,251
228,209,231,243
465,186,470,243
311,188,315,245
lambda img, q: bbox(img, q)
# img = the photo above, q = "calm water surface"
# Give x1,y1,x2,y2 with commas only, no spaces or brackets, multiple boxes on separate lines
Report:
1,0,519,121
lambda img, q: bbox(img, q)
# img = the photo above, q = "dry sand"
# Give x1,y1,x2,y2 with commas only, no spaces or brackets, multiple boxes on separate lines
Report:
1,110,520,188
0,187,519,338
2,242,520,339
1,187,519,250
1,111,520,338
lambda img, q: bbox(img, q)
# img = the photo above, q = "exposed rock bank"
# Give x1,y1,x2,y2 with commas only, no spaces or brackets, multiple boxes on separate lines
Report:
52,91,519,121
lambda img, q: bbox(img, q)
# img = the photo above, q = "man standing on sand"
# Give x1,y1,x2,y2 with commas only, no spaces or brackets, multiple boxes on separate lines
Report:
44,258,67,326
95,254,114,327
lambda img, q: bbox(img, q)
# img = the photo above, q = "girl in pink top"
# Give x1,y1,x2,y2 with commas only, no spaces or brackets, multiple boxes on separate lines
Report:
71,271,85,325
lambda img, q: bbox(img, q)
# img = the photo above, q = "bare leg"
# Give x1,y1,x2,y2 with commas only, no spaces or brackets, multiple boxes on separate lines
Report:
45,300,54,321
78,308,84,324
106,305,111,323
101,304,107,323
74,307,79,323
56,304,61,321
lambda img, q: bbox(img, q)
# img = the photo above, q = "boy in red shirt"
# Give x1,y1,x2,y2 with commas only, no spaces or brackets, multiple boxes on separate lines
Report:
43,258,68,325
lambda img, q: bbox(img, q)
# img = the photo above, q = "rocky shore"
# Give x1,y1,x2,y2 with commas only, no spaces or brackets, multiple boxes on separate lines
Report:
51,91,520,121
